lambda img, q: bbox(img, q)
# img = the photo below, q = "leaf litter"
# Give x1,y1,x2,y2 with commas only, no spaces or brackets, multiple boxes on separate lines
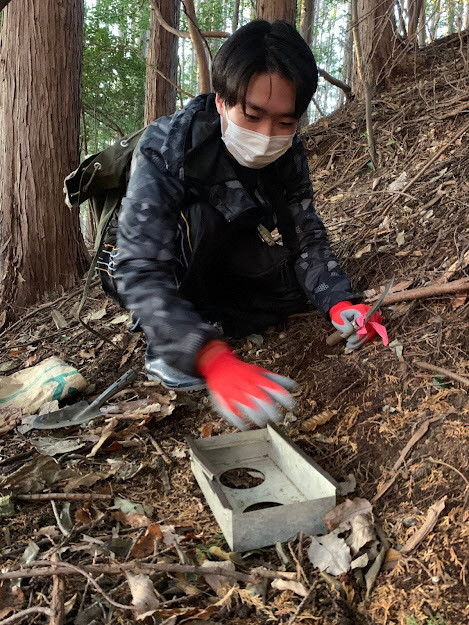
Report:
1,31,469,625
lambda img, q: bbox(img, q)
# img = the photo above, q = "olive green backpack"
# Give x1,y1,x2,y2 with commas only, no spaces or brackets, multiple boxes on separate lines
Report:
64,127,145,340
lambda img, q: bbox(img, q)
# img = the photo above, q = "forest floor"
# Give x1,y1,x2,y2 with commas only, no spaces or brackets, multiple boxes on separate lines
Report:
1,31,468,625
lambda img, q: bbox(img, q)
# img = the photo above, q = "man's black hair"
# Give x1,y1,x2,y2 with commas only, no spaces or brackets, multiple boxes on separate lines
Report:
212,20,318,119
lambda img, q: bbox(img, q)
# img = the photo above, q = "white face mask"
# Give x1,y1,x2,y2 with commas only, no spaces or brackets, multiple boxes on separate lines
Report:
220,108,295,169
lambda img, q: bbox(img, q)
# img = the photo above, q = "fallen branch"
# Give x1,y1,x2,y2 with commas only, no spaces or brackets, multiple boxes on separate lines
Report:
367,278,469,305
50,554,65,625
0,560,297,585
15,493,113,502
291,278,469,320
400,496,447,554
372,414,445,502
414,360,469,387
0,608,54,625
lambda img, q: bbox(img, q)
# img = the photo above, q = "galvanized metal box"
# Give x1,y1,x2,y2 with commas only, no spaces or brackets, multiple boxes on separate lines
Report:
187,423,338,551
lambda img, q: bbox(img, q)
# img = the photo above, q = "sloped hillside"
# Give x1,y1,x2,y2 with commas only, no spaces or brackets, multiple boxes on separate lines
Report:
0,30,468,625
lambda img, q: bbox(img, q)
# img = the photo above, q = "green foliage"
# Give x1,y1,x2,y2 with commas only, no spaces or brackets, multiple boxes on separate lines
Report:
82,0,150,153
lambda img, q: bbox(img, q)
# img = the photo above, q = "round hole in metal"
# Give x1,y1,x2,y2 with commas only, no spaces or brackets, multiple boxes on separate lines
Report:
243,502,282,513
219,468,265,489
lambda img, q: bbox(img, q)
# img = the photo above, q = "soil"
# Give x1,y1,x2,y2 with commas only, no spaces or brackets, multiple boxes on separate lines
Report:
0,30,468,625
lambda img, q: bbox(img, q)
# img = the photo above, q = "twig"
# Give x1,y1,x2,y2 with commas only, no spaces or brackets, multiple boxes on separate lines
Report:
427,457,469,491
0,608,54,625
384,118,469,212
372,415,445,502
400,496,447,554
50,554,65,625
148,434,172,465
0,283,93,340
286,581,318,625
15,493,112,502
414,360,469,386
365,523,390,599
318,571,347,600
0,561,296,585
0,450,35,467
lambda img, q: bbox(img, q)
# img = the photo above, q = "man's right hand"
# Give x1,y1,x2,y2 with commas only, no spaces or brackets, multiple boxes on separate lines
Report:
196,340,296,430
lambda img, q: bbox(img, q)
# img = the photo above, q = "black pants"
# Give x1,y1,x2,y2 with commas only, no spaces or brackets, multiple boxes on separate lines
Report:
98,203,309,337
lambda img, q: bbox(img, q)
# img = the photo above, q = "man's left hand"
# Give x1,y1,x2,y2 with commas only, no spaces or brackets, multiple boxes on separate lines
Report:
329,301,389,350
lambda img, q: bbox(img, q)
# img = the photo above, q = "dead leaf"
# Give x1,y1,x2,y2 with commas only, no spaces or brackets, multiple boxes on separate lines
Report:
200,423,214,438
271,579,308,597
51,309,68,330
113,511,153,527
307,531,352,575
0,406,21,437
131,524,164,558
201,560,236,593
110,313,130,325
324,498,373,530
346,513,376,554
125,572,160,619
302,409,337,432
354,244,371,259
83,304,107,322
337,474,357,496
171,445,187,459
450,293,467,309
120,334,140,368
23,353,38,368
0,361,16,373
0,584,24,619
0,454,78,494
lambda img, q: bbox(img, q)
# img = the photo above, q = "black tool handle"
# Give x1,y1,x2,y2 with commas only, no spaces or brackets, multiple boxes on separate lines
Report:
87,369,138,410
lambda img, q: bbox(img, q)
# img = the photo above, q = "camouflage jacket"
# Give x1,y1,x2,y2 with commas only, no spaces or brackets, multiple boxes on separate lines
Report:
114,93,358,375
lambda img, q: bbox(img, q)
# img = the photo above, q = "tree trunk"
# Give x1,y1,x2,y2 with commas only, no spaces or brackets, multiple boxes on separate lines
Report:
0,0,89,315
256,0,297,26
183,0,211,93
145,0,180,123
232,0,240,32
300,0,314,45
353,0,398,96
408,0,425,44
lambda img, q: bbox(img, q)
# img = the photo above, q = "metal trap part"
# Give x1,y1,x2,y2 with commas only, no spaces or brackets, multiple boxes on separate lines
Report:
187,423,337,551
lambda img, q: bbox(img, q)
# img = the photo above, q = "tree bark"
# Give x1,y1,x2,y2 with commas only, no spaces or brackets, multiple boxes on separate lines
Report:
0,0,89,316
0,0,13,11
182,0,211,93
353,0,398,96
256,0,297,26
145,0,180,123
408,0,425,44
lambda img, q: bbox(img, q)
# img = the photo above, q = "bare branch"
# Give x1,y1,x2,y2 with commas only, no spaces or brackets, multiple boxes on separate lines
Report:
318,68,352,99
150,0,229,39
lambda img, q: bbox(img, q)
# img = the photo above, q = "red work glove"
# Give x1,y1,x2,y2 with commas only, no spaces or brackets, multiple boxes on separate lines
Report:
196,340,296,430
329,301,388,350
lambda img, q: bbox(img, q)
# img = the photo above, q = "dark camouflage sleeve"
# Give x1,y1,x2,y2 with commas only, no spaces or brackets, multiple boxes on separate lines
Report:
287,139,361,314
113,129,219,376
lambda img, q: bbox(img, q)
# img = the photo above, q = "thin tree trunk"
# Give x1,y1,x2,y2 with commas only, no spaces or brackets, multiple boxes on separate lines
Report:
299,0,315,127
145,0,180,123
232,0,240,32
0,0,89,315
182,0,211,93
408,0,424,44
